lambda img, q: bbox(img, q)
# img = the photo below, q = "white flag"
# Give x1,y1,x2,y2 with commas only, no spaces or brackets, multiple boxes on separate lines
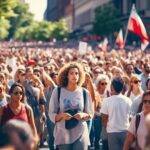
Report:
100,38,108,51
115,29,124,49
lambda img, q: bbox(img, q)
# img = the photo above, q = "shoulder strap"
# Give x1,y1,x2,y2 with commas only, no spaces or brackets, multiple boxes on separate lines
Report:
57,87,61,103
135,113,141,134
83,88,87,111
0,107,4,125
25,104,31,122
106,90,110,97
57,87,61,113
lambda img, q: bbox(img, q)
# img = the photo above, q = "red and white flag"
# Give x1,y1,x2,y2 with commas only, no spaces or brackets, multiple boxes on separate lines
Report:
99,37,108,51
128,5,149,50
115,29,124,49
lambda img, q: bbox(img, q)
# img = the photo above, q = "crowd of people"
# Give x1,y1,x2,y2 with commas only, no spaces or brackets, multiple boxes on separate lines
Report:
0,46,150,150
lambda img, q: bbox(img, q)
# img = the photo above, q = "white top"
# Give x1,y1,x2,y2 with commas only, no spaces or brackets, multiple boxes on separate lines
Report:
125,91,141,102
100,94,132,133
49,87,94,145
130,95,142,116
128,112,147,150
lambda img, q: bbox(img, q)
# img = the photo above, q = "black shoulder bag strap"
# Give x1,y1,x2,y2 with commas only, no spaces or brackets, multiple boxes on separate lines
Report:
135,113,141,149
57,87,61,113
135,113,141,133
83,88,87,112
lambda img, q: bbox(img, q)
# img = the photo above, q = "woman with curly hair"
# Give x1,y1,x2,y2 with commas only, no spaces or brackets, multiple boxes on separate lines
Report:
49,62,94,150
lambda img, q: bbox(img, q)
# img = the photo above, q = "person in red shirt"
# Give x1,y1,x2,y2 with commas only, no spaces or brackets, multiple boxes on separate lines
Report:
0,83,38,142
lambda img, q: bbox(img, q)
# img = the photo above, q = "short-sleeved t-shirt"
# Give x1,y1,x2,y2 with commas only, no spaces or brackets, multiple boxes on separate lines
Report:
100,94,132,133
128,112,147,150
49,87,94,145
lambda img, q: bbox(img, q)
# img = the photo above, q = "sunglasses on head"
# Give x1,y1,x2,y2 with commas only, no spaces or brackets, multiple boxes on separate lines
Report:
143,100,150,105
13,91,23,95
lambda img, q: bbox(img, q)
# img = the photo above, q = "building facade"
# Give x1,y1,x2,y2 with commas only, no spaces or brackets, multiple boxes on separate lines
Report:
45,0,150,34
73,0,111,32
44,0,71,21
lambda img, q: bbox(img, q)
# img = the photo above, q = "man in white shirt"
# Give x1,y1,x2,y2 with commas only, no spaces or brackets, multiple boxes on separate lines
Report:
100,77,132,150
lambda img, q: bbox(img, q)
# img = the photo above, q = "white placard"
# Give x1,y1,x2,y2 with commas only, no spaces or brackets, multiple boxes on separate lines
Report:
78,41,87,55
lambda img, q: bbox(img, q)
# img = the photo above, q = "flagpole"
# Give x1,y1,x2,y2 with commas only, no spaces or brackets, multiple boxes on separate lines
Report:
124,4,135,47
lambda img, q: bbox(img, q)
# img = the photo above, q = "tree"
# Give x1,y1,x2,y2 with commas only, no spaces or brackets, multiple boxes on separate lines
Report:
93,2,122,36
0,0,17,18
0,0,17,39
0,17,10,40
0,0,69,41
51,20,69,40
8,1,34,39
14,20,69,41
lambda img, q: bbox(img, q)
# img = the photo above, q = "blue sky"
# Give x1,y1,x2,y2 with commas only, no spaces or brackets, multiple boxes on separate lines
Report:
25,0,47,21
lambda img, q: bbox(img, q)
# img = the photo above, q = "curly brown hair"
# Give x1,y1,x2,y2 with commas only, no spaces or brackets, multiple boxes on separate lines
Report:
58,62,85,87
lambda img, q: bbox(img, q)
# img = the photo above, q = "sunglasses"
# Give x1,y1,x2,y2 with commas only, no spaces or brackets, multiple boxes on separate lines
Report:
143,100,150,105
20,73,25,76
100,82,107,86
131,80,140,84
13,91,23,95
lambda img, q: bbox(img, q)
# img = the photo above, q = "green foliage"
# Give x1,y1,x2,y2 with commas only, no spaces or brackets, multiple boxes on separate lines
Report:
0,0,69,41
0,17,10,40
8,2,34,39
0,0,17,39
93,2,122,36
0,0,17,18
14,20,69,41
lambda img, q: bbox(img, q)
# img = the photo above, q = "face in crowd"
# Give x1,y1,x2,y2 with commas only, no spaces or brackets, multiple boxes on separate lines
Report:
67,67,79,85
142,91,150,114
9,84,24,103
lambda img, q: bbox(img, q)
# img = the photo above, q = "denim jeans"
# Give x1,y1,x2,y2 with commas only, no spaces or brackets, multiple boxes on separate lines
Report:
56,135,88,150
46,117,55,150
94,116,102,145
107,131,127,150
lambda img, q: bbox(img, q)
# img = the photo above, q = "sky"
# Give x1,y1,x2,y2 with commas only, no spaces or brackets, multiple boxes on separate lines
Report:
25,0,47,21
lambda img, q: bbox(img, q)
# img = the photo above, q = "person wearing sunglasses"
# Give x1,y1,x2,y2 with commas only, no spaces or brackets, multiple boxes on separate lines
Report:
95,74,110,150
123,90,150,150
0,83,38,142
126,75,143,101
131,78,150,116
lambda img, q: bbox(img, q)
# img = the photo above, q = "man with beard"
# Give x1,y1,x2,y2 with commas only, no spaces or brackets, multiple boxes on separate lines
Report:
141,64,150,91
